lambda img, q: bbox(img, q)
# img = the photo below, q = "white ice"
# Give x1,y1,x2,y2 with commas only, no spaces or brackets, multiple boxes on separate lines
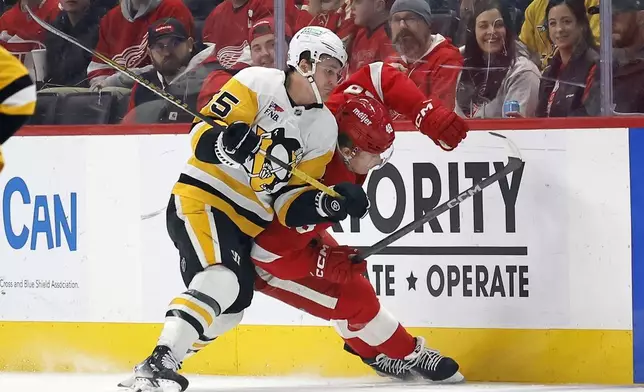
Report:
1,373,644,392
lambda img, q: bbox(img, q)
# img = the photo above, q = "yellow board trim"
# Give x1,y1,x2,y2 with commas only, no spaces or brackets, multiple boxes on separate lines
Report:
0,322,632,384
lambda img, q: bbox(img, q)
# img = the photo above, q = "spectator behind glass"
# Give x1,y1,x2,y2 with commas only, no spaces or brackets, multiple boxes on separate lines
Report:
387,0,463,110
196,16,291,110
87,0,194,89
0,0,59,53
346,0,395,76
201,0,298,69
535,0,598,117
43,0,107,87
125,17,213,123
296,0,357,46
519,0,597,69
455,0,540,118
610,0,644,114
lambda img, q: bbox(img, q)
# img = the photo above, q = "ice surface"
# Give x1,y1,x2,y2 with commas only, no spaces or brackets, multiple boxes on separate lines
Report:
1,373,643,392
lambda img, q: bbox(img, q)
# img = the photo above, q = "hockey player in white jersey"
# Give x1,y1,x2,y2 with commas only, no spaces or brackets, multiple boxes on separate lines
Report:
122,26,371,392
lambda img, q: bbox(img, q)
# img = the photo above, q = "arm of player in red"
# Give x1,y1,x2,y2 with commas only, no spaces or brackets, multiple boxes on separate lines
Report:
327,62,469,151
251,222,366,284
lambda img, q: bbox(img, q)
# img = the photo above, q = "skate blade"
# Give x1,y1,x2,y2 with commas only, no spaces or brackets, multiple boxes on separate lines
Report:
120,377,181,392
438,371,466,384
117,375,135,388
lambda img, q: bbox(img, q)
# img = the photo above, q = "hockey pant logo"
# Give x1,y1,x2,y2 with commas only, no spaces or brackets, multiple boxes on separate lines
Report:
316,244,329,278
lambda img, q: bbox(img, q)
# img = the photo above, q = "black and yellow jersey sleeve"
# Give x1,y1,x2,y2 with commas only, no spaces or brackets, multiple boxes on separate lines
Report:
0,46,36,144
188,71,261,164
0,46,36,173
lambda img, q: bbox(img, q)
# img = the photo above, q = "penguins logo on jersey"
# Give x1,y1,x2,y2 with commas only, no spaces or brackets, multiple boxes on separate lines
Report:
246,126,303,193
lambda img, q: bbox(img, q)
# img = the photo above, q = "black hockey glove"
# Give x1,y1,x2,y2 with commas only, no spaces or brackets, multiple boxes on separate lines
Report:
215,121,261,166
315,182,370,222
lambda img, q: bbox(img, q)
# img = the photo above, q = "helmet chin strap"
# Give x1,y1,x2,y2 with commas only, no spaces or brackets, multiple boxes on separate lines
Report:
296,62,323,105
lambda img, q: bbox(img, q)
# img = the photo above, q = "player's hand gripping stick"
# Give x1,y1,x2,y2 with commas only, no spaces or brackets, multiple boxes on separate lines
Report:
315,182,370,222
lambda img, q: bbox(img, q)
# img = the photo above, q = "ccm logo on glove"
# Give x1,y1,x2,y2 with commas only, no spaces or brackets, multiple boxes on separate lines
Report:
414,99,469,151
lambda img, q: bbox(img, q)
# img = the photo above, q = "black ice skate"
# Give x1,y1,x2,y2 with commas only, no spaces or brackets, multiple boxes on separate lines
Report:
405,336,464,383
343,338,464,383
122,345,189,392
343,342,415,380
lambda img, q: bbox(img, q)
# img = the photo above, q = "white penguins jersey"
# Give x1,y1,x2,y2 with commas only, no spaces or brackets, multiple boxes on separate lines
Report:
172,66,338,237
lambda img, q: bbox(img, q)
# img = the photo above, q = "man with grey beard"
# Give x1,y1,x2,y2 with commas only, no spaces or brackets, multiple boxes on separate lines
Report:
386,0,463,110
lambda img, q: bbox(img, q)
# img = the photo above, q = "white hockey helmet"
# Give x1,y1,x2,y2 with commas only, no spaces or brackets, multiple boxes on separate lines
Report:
286,26,348,104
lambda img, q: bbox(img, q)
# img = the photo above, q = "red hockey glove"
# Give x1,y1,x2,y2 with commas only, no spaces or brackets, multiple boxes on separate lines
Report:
414,99,469,151
312,244,366,284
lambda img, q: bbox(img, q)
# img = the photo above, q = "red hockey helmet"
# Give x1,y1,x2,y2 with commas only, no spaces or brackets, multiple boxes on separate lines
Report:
335,95,395,168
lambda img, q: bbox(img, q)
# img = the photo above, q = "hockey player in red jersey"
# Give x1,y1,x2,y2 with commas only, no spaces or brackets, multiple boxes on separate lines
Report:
251,62,467,382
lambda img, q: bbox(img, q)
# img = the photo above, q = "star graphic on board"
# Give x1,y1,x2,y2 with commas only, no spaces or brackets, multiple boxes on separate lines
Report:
406,272,418,291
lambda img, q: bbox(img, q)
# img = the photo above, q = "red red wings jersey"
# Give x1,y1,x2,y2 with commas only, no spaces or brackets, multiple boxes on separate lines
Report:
327,61,428,120
386,34,463,111
87,0,194,81
295,1,357,44
346,24,395,77
202,0,298,69
0,0,60,53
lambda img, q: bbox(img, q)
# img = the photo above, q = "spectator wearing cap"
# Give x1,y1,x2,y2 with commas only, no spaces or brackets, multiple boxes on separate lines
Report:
87,0,194,89
125,18,214,123
197,17,291,110
345,0,396,76
518,0,597,70
609,0,644,114
386,0,463,110
43,0,109,87
201,0,298,69
535,0,598,117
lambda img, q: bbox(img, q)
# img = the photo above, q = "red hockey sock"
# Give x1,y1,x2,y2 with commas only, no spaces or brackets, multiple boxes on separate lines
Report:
344,337,380,359
374,324,416,359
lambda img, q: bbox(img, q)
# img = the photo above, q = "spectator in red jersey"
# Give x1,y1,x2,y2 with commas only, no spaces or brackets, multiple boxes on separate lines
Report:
346,0,395,76
296,0,357,45
0,0,59,55
196,16,291,110
535,0,598,117
125,18,213,123
387,0,463,110
87,0,194,89
43,0,108,87
455,0,540,118
201,0,297,69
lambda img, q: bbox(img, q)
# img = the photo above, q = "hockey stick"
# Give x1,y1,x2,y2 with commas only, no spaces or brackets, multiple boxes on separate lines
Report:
354,132,524,261
26,7,342,199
